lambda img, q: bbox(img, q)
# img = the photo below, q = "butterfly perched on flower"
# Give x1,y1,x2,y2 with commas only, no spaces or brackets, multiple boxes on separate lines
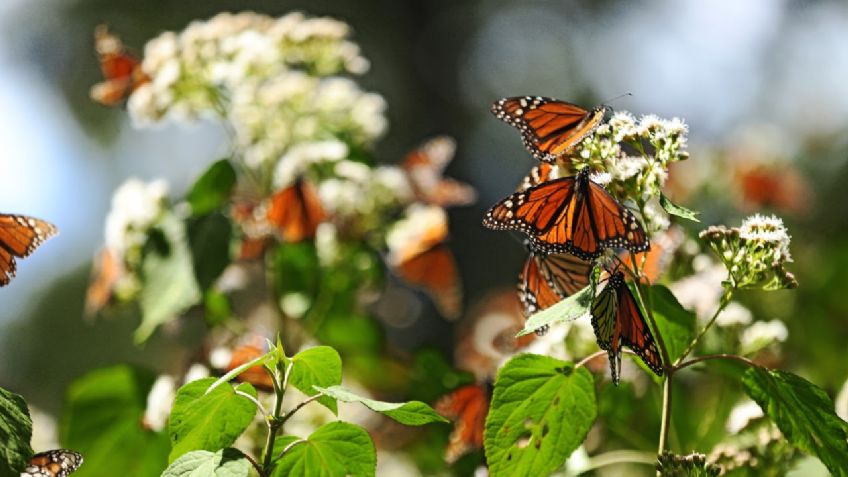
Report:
492,96,609,163
266,177,327,243
590,270,663,384
484,167,649,260
90,24,149,106
21,449,83,477
435,383,490,464
402,136,477,208
518,245,591,319
0,213,57,287
386,205,462,320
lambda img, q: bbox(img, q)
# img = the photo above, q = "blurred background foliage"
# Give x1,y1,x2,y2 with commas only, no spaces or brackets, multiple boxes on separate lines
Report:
1,0,848,475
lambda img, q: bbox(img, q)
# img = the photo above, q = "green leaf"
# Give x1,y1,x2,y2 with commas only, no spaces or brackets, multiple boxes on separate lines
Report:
168,378,258,463
517,286,593,337
187,159,237,216
289,346,342,414
660,193,700,222
484,354,597,477
741,367,848,476
162,448,250,477
187,212,233,291
274,243,320,298
649,285,696,364
271,422,376,477
60,365,170,477
136,213,202,343
314,385,448,425
0,386,33,475
204,290,232,326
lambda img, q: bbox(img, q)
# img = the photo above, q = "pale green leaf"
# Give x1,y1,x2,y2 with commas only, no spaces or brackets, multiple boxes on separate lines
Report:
517,286,593,337
314,385,448,425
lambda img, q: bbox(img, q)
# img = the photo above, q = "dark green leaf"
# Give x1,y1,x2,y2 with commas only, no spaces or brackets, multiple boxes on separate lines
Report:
517,286,593,337
271,422,376,477
288,346,342,414
162,448,250,477
484,354,597,477
649,285,696,364
136,213,201,343
0,386,33,475
741,367,848,476
660,193,700,222
187,212,232,291
168,378,258,463
314,385,448,425
187,159,237,216
60,365,170,477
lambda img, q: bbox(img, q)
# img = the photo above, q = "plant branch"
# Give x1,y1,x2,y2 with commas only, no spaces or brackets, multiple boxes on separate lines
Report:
675,287,733,366
235,389,268,418
280,393,323,427
261,361,292,476
676,353,758,372
243,452,263,475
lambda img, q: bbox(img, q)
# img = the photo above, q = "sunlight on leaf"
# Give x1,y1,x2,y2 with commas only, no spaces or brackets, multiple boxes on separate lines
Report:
484,354,596,477
289,346,342,414
660,193,700,222
314,385,448,425
517,286,593,337
742,367,848,477
162,448,250,477
168,378,257,463
271,422,375,477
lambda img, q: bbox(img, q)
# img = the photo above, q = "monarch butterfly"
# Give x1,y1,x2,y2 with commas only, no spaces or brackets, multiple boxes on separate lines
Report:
590,270,663,384
518,246,591,319
435,383,490,464
90,24,149,106
492,96,609,163
483,168,649,260
84,248,123,315
390,240,462,320
0,214,57,287
21,449,83,477
402,136,477,207
223,337,274,392
266,177,326,242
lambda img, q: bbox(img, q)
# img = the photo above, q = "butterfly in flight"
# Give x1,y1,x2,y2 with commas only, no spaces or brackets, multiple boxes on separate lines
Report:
484,167,649,260
0,214,57,287
590,270,663,384
21,449,83,477
387,208,462,320
435,383,490,464
266,177,326,243
402,136,477,208
90,24,149,106
492,96,609,163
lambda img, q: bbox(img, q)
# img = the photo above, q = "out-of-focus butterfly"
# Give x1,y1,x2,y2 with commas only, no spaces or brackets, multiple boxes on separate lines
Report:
402,136,477,207
435,383,490,464
84,248,123,315
90,24,149,106
484,168,649,260
387,208,462,320
590,270,663,384
266,177,326,243
223,337,274,392
0,214,57,287
20,449,83,477
619,225,685,284
492,96,609,163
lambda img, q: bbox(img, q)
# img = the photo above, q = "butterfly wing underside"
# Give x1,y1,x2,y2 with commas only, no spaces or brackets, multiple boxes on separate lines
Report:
0,214,58,286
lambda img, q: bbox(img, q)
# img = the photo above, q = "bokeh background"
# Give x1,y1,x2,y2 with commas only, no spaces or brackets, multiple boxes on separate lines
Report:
1,0,848,474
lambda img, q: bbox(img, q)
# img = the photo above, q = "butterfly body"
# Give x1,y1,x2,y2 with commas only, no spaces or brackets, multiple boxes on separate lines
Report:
0,213,58,286
21,449,83,477
484,168,649,260
590,271,663,384
492,96,609,163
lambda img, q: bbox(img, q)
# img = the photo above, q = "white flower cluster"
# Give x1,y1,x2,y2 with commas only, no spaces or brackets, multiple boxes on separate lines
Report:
104,178,170,259
574,111,689,234
739,214,793,264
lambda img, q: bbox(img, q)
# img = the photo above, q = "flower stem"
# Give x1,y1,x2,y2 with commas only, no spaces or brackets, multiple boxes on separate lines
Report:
675,287,733,366
261,361,291,476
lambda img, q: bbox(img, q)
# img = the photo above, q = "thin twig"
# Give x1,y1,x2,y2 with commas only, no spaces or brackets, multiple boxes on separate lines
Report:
243,452,263,475
675,287,733,366
275,438,307,461
583,450,657,471
676,353,758,372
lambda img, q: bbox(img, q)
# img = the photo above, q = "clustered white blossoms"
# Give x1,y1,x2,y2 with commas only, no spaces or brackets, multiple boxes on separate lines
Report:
571,111,689,234
128,11,387,174
700,214,797,290
104,178,170,262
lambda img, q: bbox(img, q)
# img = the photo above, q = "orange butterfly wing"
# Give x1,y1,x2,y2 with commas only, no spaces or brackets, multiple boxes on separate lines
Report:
0,214,57,286
226,342,275,392
403,136,476,207
492,96,609,163
435,384,489,464
394,243,462,320
615,275,664,376
266,178,326,242
484,170,648,259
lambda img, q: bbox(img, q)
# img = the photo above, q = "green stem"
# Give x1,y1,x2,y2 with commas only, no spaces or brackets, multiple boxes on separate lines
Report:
583,450,657,471
261,362,292,476
676,353,758,372
657,371,673,459
674,287,733,366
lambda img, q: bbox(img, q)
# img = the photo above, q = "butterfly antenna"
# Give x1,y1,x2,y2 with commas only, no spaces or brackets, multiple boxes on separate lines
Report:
600,92,632,109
